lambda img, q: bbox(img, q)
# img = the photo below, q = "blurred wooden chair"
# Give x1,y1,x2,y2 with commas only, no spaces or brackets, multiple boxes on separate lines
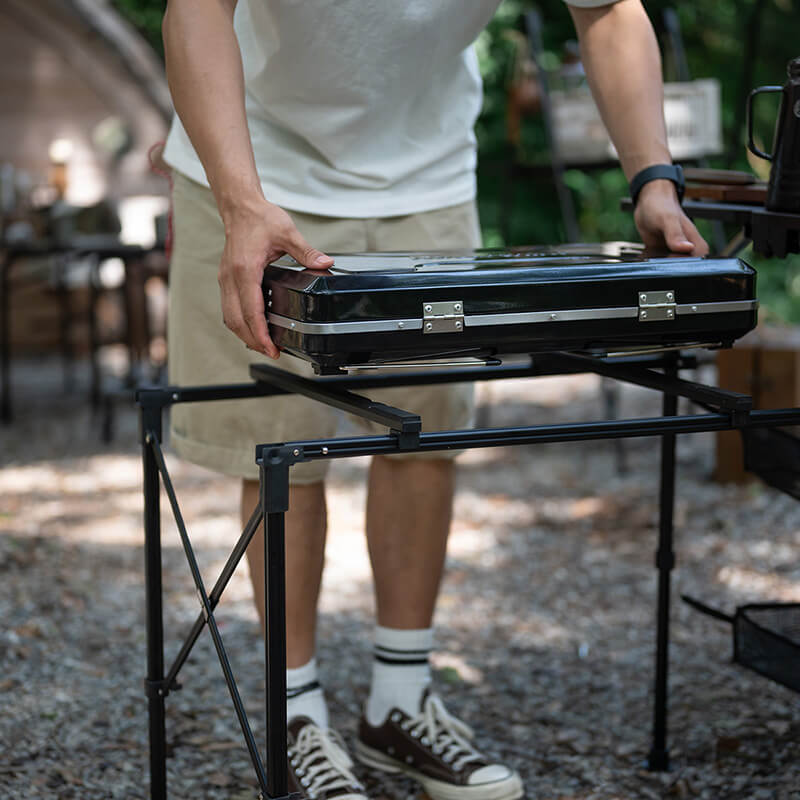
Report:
502,7,725,248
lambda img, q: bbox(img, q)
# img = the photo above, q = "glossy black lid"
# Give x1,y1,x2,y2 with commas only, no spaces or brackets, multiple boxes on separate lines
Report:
270,244,650,274
266,245,753,297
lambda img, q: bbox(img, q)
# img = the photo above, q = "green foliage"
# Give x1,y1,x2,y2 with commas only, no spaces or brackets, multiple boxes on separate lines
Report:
747,250,800,323
111,0,164,57
474,0,800,320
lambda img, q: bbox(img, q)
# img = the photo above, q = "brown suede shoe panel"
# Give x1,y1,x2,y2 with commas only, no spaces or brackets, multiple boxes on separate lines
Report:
358,708,487,785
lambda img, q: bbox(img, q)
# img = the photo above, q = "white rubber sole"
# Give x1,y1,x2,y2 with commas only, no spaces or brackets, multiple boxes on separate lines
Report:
354,741,524,800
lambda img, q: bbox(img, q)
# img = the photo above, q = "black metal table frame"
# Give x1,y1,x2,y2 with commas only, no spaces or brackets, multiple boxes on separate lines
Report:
137,351,800,800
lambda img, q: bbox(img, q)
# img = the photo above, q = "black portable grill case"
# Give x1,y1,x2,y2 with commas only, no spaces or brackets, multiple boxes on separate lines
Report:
262,245,757,374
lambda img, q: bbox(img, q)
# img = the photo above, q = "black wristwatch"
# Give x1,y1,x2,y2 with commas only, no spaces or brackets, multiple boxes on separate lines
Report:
629,164,685,207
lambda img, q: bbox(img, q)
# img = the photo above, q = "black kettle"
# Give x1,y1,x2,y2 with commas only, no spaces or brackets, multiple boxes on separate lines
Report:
747,57,800,213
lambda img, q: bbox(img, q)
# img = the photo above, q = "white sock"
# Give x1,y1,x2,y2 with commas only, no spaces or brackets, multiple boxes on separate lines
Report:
365,626,433,727
287,658,329,729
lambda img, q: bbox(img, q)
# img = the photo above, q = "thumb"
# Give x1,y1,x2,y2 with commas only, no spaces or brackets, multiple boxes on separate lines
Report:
286,230,334,269
663,216,694,254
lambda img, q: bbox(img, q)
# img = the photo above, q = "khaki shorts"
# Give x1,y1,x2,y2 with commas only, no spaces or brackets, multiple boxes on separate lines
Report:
168,172,479,482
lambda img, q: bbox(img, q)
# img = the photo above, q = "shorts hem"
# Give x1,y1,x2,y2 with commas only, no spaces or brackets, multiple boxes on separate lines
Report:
169,428,330,485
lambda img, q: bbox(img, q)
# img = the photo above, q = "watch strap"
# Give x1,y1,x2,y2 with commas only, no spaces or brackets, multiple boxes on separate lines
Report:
629,164,685,207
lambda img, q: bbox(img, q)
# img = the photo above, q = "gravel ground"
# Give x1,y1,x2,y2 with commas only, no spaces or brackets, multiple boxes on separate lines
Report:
2,357,800,800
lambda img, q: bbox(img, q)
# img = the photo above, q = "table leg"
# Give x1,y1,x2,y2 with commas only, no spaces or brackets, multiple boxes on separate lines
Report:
648,377,678,771
55,258,75,394
1,253,12,423
260,455,291,799
89,259,102,411
142,405,167,799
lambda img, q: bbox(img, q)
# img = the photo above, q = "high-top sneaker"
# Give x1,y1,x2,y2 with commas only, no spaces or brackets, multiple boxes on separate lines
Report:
287,716,368,800
355,693,523,800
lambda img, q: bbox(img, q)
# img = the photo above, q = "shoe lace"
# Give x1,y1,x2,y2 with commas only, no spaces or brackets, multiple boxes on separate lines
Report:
290,724,363,799
400,694,483,771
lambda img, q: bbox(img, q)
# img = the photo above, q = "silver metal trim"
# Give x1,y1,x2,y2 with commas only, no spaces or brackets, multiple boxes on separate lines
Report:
342,357,499,371
268,313,422,334
601,342,723,358
268,299,758,336
465,307,639,326
676,300,759,315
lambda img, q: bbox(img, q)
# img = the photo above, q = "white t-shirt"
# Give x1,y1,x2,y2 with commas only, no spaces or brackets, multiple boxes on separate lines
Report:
164,0,616,218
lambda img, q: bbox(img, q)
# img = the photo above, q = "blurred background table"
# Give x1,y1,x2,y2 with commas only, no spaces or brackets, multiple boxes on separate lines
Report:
0,235,167,428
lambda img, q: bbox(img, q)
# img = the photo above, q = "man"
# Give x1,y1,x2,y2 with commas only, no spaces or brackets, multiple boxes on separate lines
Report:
161,1,707,798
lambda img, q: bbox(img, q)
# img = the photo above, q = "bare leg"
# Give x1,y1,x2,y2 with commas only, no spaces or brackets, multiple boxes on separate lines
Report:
365,456,454,629
242,479,326,669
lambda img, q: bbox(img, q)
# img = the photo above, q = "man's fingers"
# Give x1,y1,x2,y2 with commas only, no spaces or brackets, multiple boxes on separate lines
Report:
286,229,334,269
662,216,694,254
634,189,709,257
682,216,710,257
216,202,324,355
239,280,279,359
219,273,259,351
220,264,277,356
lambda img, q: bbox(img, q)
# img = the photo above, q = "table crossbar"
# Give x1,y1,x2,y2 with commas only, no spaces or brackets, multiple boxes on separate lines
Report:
163,505,263,696
145,433,276,797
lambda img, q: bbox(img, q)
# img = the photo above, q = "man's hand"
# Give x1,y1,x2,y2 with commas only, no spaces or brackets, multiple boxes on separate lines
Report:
567,1,709,257
218,197,334,358
633,179,709,257
163,0,335,357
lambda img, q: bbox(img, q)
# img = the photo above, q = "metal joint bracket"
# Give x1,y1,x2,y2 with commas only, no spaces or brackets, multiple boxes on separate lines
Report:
135,387,177,409
144,677,181,699
730,409,752,428
255,444,308,467
638,290,676,322
257,445,300,513
423,300,464,334
392,427,421,450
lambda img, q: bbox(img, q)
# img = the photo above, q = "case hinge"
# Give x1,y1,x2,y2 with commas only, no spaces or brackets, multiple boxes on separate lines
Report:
422,301,465,334
638,290,676,322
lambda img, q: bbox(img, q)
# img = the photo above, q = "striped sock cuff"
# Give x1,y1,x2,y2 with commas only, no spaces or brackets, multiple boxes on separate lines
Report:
286,679,322,699
286,660,328,729
373,625,434,666
373,645,430,666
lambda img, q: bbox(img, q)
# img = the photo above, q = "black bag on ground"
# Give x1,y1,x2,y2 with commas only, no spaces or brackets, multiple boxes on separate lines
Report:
682,594,800,693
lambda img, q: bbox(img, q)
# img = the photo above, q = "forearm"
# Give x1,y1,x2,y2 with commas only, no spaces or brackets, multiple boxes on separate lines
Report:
569,0,670,180
163,0,262,220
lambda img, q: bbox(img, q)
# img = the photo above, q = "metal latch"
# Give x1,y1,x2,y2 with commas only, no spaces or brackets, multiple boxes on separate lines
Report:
422,301,465,334
638,290,676,322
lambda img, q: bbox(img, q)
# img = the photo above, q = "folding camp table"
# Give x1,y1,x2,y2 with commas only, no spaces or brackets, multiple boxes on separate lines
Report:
134,231,800,799
137,344,800,799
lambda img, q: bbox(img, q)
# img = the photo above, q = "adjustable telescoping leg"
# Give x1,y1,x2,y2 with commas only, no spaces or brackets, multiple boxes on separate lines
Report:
260,451,293,800
141,405,167,799
649,372,678,772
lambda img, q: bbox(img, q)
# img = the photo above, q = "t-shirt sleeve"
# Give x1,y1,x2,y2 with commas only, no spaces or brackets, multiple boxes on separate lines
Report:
563,0,623,7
